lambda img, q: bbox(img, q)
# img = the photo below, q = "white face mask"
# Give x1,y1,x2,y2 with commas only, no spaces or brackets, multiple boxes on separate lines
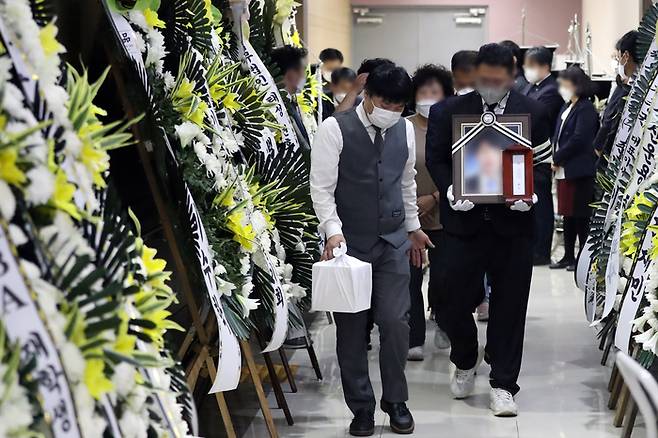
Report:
334,92,347,104
322,69,333,83
477,85,509,105
559,86,574,102
617,59,628,80
368,102,402,130
456,87,474,96
524,67,542,84
415,99,438,118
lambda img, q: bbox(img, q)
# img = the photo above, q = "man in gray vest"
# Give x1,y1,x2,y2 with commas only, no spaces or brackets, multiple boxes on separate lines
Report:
311,65,433,436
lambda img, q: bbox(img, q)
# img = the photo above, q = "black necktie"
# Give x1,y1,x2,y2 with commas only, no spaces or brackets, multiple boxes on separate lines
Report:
486,103,498,113
373,126,384,154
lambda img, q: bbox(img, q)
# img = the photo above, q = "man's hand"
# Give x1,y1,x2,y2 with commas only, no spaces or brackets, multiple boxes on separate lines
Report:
408,229,435,268
447,185,475,212
354,73,369,93
322,234,347,261
417,194,436,217
509,193,539,212
551,164,560,172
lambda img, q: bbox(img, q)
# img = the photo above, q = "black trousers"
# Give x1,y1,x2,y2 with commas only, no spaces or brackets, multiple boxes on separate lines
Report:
563,216,589,260
533,163,554,260
409,229,443,348
335,239,411,414
436,224,533,395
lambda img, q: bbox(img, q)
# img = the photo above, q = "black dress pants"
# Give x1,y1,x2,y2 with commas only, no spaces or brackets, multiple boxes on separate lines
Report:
533,163,554,260
436,223,533,395
409,229,443,348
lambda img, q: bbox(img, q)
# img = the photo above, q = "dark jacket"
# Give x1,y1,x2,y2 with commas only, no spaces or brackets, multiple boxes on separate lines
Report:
522,75,564,132
425,90,551,237
553,98,600,179
594,82,631,155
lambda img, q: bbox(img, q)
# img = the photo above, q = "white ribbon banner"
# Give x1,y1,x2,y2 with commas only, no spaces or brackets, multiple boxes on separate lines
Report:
0,225,82,438
259,245,289,353
615,207,658,353
243,40,300,153
184,186,241,392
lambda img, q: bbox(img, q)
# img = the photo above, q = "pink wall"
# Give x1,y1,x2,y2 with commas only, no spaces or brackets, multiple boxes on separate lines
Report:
352,0,581,52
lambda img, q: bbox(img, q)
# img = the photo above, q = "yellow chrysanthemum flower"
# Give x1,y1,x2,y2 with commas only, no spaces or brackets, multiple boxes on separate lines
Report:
223,92,242,113
84,359,114,399
227,211,256,251
142,245,167,274
39,22,65,57
144,8,166,28
0,148,26,186
175,78,195,100
52,170,80,219
80,139,110,188
188,100,208,126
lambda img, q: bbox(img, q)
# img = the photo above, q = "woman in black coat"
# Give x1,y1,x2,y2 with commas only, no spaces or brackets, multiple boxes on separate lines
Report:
550,66,600,271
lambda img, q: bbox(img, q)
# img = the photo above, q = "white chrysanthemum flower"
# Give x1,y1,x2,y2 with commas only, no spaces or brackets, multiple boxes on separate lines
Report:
132,31,146,54
8,224,27,246
119,409,148,438
62,129,82,156
217,276,236,296
42,84,71,128
622,257,633,276
163,71,175,91
25,166,55,204
175,122,202,148
0,181,16,220
146,28,167,73
60,341,85,382
0,365,33,437
127,10,148,31
113,363,137,397
251,211,269,234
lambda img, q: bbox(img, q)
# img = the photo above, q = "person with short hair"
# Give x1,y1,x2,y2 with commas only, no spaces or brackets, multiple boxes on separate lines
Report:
451,50,478,95
406,64,454,361
426,43,552,418
594,30,640,158
321,67,358,120
522,46,563,266
319,47,344,83
311,64,433,436
335,58,396,114
500,40,528,92
550,66,599,271
271,45,311,149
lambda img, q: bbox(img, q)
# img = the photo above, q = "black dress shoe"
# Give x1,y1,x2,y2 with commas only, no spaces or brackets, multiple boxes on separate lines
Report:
566,263,576,272
381,400,415,434
549,257,575,270
533,255,551,266
349,410,375,436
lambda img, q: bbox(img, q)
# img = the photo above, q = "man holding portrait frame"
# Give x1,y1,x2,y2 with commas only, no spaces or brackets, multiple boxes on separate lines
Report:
425,43,552,417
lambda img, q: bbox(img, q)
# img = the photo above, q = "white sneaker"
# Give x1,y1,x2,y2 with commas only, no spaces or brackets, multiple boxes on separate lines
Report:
450,347,484,399
476,301,489,322
407,346,424,361
490,388,518,417
434,327,450,350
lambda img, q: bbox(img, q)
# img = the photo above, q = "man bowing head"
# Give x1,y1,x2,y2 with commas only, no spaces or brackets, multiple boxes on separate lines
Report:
311,64,432,436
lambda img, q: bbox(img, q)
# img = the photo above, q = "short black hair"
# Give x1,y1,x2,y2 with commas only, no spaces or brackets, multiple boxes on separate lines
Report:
499,40,524,71
319,48,344,63
525,46,553,67
271,45,308,74
616,30,640,64
559,65,594,98
451,50,478,73
476,43,515,74
357,58,395,75
411,64,454,107
331,67,357,85
365,65,412,104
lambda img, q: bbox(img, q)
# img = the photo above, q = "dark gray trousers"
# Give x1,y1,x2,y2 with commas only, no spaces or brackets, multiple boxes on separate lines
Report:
334,239,411,415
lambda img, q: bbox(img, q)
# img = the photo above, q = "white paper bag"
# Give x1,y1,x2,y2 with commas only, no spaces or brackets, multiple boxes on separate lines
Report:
312,243,372,313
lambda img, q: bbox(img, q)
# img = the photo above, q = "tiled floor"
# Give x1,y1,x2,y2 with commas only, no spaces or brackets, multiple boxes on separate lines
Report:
242,266,640,437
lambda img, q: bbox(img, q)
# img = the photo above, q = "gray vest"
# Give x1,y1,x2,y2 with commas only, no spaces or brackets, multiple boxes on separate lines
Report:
334,109,409,253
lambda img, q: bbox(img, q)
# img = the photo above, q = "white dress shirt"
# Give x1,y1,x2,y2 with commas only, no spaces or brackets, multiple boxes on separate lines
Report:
310,102,421,239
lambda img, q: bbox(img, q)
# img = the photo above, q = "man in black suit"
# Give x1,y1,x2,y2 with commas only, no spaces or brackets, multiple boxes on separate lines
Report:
522,46,563,266
426,43,551,417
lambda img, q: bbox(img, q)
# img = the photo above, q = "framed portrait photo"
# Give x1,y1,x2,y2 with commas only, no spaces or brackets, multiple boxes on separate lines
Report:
452,113,533,204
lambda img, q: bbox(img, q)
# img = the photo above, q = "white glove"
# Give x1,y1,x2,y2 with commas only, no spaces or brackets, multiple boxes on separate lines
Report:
510,193,539,212
447,185,475,212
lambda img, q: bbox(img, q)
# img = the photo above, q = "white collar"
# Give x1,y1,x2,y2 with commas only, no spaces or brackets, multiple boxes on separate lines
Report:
356,101,373,129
